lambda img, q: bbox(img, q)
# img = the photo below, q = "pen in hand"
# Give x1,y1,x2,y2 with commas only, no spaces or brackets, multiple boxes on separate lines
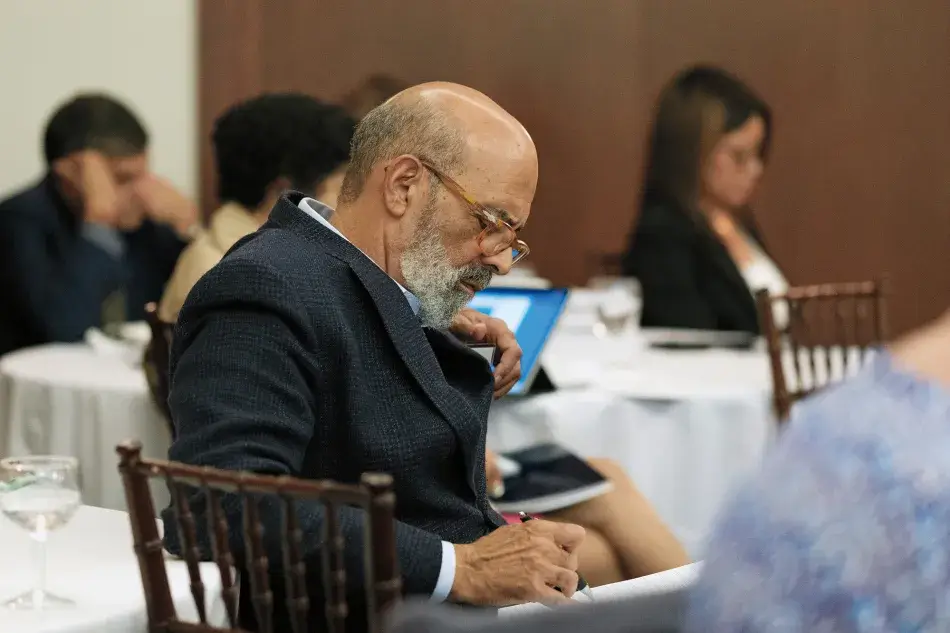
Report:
518,512,595,600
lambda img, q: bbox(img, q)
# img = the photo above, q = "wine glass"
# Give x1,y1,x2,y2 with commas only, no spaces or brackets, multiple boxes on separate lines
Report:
0,456,82,609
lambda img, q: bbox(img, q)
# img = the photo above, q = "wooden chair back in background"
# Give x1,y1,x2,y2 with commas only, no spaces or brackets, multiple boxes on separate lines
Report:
756,280,889,422
116,440,401,633
143,303,174,433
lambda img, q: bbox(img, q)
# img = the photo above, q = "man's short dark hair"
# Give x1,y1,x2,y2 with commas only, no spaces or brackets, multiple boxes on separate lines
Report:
212,93,355,209
43,94,148,165
338,97,465,205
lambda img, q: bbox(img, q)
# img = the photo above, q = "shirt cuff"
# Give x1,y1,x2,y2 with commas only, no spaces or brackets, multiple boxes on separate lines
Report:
430,541,456,602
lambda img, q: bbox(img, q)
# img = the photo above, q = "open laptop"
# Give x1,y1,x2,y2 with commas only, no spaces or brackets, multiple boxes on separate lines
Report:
467,287,569,396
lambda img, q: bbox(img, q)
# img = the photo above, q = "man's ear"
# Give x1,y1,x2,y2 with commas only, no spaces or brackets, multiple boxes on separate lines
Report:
382,155,427,219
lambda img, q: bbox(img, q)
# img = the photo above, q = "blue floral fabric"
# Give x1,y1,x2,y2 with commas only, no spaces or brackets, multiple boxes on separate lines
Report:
686,351,950,632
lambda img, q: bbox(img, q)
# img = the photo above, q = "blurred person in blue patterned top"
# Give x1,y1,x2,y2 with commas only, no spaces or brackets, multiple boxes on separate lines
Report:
686,309,950,631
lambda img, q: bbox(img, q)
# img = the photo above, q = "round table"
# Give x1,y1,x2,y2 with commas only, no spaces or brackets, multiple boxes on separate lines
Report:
488,323,776,557
0,344,169,511
0,505,226,633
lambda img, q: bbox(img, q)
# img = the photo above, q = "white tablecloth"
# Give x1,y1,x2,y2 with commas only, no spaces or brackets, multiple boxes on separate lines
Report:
0,505,226,633
0,344,169,511
488,320,776,556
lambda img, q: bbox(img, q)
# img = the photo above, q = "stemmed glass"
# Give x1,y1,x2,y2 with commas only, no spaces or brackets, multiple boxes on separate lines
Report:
0,456,82,609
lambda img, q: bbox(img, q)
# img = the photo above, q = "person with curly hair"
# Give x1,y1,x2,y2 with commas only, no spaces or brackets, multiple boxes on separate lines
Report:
158,94,354,322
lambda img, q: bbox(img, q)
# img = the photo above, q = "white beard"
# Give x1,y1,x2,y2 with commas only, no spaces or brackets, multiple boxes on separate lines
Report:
400,204,493,329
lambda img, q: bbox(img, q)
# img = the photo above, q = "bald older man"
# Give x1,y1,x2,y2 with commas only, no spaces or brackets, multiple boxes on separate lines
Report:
164,83,584,630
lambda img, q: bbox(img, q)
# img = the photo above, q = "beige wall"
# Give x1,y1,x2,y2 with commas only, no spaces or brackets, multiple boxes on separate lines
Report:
0,0,197,198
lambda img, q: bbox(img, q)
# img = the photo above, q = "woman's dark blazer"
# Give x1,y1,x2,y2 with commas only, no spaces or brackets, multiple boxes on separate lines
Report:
620,202,771,335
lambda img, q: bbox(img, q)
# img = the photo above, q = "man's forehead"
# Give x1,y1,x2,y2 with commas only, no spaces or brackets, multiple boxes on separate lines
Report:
109,153,147,173
466,166,535,228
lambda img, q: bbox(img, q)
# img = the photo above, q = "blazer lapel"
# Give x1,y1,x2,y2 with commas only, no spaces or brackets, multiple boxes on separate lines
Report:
348,261,489,490
700,226,760,323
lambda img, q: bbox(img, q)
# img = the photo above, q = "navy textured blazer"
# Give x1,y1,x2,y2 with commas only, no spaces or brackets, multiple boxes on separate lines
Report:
164,192,504,629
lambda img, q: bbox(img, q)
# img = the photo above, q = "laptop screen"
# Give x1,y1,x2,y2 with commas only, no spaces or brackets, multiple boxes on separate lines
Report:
468,287,569,395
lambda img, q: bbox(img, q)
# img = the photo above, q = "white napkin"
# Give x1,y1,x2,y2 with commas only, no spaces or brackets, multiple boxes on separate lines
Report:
84,327,145,366
118,321,152,345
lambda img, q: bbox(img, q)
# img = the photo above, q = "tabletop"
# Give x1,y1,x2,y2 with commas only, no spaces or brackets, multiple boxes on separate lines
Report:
0,504,226,633
0,343,148,395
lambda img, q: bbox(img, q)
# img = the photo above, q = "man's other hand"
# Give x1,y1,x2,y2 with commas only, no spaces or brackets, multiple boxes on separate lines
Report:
133,174,199,238
450,308,522,398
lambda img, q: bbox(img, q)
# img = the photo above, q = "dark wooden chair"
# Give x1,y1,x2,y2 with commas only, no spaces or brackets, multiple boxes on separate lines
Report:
116,440,401,633
143,302,174,432
756,280,889,423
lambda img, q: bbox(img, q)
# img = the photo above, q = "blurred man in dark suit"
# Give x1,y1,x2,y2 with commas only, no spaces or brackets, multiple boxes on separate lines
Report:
0,94,198,356
166,82,584,631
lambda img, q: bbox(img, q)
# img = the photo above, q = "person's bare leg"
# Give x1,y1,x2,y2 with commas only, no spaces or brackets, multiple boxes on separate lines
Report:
567,526,624,587
546,458,690,579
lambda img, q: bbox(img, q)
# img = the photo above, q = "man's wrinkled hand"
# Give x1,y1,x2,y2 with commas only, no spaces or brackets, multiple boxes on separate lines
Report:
450,519,585,606
451,308,522,398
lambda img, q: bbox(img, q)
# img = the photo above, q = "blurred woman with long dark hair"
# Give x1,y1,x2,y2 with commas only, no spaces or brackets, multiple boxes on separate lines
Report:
622,66,786,334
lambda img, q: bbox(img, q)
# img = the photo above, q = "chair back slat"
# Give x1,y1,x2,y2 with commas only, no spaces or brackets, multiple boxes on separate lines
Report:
117,444,177,626
242,493,273,633
206,487,239,628
362,472,401,625
322,501,347,633
280,496,309,633
143,303,174,431
756,279,889,423
116,441,400,633
168,475,208,624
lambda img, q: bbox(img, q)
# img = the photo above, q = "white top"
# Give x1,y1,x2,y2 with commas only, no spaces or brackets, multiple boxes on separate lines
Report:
740,242,789,329
740,246,788,300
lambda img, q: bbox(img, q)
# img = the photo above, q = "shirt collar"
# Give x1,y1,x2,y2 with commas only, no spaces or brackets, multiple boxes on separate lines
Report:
297,197,421,316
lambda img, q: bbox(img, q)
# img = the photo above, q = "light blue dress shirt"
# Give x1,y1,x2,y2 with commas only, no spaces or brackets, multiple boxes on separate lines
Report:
297,198,455,602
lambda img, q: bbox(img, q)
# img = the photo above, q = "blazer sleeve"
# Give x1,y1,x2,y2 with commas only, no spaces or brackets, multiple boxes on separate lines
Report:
165,257,445,597
621,206,719,330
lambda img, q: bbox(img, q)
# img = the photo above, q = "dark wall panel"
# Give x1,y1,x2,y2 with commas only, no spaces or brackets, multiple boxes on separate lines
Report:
199,0,950,334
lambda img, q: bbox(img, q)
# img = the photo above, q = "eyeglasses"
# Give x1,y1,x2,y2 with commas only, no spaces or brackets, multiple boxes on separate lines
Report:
418,160,530,266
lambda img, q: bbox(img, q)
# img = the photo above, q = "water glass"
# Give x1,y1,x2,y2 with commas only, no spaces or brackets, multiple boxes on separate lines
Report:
0,456,82,609
592,278,642,338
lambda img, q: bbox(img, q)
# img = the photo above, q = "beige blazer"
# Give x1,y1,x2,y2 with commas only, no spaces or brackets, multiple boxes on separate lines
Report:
158,203,260,322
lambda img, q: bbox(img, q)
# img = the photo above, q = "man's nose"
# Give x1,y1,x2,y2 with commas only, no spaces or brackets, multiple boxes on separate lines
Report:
481,249,512,276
